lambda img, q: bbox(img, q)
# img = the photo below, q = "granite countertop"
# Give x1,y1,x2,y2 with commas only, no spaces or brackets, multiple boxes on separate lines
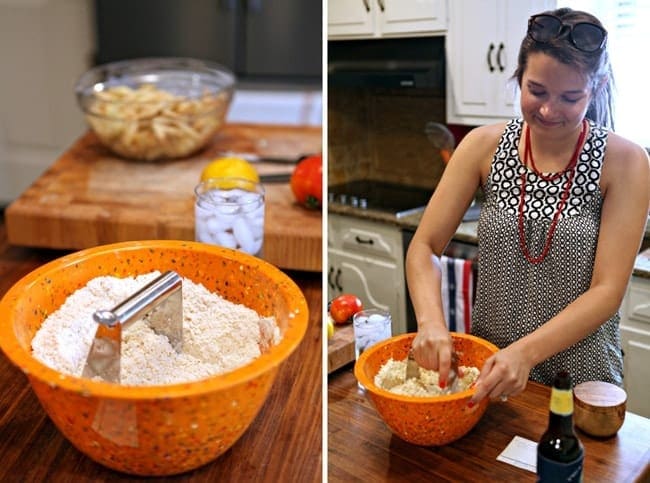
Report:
328,204,479,244
329,206,650,277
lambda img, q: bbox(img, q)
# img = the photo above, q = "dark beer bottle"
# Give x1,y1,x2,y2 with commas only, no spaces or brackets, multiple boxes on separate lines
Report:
536,370,584,482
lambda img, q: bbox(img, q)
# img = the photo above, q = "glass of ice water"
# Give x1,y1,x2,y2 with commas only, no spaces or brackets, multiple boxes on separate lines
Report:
353,309,392,390
353,309,392,360
194,177,265,257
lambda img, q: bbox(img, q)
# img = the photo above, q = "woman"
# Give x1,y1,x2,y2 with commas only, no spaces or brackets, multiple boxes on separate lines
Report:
406,8,650,405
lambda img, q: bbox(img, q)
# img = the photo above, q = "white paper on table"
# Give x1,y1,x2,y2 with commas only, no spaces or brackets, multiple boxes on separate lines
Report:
496,435,537,473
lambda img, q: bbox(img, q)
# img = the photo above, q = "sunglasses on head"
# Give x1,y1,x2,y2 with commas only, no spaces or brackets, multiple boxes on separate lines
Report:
528,14,607,52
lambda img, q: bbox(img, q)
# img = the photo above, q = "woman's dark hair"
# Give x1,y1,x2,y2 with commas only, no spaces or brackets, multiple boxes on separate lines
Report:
513,7,615,129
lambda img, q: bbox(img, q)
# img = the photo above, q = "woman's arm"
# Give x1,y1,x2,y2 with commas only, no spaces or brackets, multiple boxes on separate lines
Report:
406,123,501,384
470,133,650,403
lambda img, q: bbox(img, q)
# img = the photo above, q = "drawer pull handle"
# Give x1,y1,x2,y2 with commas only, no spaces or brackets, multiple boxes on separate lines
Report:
355,236,374,245
362,0,370,12
487,43,495,72
496,42,505,72
335,268,343,291
328,266,336,290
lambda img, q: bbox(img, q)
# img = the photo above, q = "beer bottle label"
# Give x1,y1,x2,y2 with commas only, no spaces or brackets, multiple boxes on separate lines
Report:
549,387,573,416
537,452,583,482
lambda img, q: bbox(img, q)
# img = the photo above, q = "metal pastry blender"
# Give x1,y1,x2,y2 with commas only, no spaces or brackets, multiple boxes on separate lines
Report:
82,270,183,383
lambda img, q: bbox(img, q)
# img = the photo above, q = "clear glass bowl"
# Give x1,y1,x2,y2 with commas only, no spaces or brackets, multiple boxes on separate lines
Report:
75,57,235,161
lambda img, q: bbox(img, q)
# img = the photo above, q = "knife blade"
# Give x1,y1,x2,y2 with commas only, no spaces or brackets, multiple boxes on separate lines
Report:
259,173,291,183
217,151,306,165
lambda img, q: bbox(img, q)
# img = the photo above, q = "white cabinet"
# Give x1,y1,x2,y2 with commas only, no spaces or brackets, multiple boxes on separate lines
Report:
328,214,408,334
328,0,447,40
446,0,553,125
328,0,375,38
620,275,650,418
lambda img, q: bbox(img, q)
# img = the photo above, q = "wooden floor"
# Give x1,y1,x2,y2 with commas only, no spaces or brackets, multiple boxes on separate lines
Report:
0,210,323,482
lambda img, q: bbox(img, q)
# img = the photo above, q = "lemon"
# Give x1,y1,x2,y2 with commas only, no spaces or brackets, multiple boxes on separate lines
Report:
200,157,260,183
327,316,335,339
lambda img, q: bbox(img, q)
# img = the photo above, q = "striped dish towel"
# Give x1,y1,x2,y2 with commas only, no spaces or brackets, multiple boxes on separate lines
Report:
439,255,475,333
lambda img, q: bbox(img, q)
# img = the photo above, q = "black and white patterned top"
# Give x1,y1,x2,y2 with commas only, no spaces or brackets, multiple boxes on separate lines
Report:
471,118,623,387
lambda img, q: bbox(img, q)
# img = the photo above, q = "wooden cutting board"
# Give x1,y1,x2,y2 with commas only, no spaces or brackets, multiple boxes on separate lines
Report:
328,324,355,374
5,124,322,272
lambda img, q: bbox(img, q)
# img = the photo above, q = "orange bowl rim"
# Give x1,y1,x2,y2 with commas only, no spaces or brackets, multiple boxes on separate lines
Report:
0,240,309,399
354,332,499,403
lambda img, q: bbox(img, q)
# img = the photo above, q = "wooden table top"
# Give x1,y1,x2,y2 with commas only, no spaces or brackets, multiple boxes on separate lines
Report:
0,212,322,482
329,366,650,482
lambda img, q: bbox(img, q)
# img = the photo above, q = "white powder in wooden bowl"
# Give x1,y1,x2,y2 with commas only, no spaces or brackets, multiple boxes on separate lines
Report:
374,358,480,397
31,271,281,385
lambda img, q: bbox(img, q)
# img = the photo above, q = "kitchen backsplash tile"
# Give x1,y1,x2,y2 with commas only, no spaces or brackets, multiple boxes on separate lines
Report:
328,87,448,190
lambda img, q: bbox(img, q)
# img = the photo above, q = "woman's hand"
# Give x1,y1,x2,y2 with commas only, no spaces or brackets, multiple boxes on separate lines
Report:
411,323,455,388
468,343,532,406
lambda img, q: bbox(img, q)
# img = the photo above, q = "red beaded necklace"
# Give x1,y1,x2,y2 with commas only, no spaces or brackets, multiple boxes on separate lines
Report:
518,120,587,264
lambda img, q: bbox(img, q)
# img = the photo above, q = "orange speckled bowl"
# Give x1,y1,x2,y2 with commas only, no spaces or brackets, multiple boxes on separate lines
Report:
354,332,498,446
0,240,308,476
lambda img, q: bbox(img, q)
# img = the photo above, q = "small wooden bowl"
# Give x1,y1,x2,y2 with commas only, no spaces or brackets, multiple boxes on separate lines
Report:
574,381,627,438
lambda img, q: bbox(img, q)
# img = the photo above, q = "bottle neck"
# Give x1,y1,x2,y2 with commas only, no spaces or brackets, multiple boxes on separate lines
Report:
547,386,576,434
547,411,575,434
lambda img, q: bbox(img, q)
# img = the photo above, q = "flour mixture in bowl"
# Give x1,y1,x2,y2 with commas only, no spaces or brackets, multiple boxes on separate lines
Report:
31,271,281,385
375,358,480,397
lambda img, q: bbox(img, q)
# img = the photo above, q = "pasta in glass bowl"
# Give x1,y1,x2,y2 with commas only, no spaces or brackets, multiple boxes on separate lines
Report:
75,57,235,161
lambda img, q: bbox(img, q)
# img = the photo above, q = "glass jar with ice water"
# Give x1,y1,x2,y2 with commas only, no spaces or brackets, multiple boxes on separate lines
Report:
352,309,392,360
194,177,265,256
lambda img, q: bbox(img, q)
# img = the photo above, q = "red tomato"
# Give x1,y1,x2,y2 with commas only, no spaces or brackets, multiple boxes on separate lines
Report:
290,154,322,209
329,294,363,324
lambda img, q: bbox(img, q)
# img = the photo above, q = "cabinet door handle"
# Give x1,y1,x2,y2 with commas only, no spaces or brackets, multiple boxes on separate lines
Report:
496,42,505,72
377,0,385,12
486,43,495,72
328,266,336,290
362,0,370,12
335,269,343,291
355,235,374,245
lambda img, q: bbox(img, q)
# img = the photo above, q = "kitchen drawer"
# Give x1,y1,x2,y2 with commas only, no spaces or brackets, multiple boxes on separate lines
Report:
328,247,407,334
328,214,402,260
340,226,401,260
328,213,408,333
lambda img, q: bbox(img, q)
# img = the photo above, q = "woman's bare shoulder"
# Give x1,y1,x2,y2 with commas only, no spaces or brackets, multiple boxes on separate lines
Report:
462,122,508,142
604,131,649,175
601,131,650,202
452,122,509,176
